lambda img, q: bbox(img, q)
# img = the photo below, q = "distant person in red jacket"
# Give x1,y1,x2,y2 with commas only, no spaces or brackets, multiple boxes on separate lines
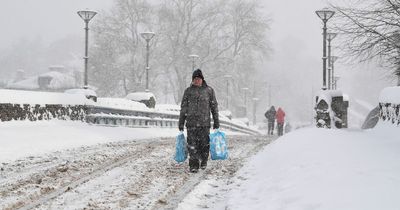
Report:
276,107,286,136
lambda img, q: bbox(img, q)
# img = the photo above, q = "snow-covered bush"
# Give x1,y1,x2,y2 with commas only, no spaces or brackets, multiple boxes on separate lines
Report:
379,86,400,125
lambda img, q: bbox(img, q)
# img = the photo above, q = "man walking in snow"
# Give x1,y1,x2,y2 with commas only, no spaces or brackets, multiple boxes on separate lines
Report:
179,69,220,173
264,106,276,135
276,107,286,136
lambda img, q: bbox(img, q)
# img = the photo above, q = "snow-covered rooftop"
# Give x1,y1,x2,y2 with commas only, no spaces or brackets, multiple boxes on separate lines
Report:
7,71,76,90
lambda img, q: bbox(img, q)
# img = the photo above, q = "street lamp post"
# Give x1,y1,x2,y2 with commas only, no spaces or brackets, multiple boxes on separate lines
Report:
333,76,340,90
242,87,249,116
223,75,232,110
77,10,97,88
330,55,339,89
242,87,249,106
327,32,337,89
252,97,259,125
140,32,155,92
188,54,199,72
316,8,335,90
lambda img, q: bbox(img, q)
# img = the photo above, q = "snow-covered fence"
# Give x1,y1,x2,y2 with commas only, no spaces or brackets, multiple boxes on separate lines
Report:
378,87,400,125
86,106,179,128
86,106,261,135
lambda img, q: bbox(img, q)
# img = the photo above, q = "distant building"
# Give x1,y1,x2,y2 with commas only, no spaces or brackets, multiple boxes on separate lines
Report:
6,66,79,91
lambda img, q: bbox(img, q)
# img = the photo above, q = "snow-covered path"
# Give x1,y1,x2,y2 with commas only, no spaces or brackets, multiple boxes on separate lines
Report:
0,133,273,210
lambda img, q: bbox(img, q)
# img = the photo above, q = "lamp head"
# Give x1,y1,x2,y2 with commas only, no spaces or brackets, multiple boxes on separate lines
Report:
140,32,155,41
331,56,339,63
188,54,199,59
327,32,337,41
316,8,335,21
77,10,97,22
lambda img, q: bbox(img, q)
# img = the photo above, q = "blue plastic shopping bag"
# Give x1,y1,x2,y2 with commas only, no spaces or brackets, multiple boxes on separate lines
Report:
174,132,188,163
209,130,228,160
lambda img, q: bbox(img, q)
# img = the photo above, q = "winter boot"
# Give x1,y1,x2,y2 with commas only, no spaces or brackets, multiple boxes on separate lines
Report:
200,161,207,170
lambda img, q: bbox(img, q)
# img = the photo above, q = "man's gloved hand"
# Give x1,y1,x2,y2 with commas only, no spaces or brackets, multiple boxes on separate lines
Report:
179,126,184,131
213,124,219,130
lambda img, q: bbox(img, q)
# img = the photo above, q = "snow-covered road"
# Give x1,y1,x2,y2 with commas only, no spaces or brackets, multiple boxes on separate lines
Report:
0,134,273,210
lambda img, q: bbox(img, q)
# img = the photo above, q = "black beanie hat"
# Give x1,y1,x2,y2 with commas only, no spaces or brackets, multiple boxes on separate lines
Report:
192,69,204,80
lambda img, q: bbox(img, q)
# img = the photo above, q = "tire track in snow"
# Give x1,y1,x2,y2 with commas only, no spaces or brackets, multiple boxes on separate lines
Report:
1,135,275,210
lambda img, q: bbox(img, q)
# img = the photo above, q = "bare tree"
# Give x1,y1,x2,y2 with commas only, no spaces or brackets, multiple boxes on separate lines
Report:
157,0,270,103
90,0,270,103
90,0,155,96
330,0,400,81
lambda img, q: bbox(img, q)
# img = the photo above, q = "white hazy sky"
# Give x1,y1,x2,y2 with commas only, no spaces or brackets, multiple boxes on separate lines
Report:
0,0,113,48
0,0,328,51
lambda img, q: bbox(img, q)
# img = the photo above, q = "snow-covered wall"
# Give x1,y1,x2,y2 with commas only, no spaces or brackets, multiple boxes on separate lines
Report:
379,87,400,125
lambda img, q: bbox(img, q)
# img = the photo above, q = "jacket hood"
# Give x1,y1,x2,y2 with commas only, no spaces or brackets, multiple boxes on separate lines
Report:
192,69,205,80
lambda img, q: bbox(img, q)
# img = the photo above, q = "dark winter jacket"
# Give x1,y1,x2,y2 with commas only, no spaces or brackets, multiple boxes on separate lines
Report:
179,81,219,129
264,106,276,122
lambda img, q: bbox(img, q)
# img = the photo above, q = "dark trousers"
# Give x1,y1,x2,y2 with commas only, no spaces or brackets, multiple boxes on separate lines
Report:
277,122,284,136
268,121,275,135
187,127,210,169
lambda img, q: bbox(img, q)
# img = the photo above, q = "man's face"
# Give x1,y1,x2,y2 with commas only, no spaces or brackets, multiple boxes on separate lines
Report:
193,77,203,87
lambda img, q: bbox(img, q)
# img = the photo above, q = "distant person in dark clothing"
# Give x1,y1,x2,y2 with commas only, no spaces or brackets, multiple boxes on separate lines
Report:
285,122,292,133
179,69,219,173
264,106,276,135
276,107,286,136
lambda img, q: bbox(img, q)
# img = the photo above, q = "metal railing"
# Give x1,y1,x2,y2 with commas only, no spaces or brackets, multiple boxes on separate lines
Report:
86,106,261,135
0,102,262,135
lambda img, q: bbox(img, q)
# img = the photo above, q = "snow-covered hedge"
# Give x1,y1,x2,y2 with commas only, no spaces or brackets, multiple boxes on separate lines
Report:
379,87,400,125
0,89,92,122
0,104,87,121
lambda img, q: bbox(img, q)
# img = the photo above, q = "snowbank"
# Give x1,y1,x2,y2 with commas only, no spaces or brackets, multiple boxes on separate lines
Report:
0,89,94,105
379,86,400,104
65,88,97,97
96,97,149,111
0,121,177,162
0,120,246,163
126,92,156,101
226,125,400,210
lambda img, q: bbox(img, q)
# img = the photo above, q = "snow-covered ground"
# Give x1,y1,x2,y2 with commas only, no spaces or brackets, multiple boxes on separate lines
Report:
0,120,244,163
178,121,400,210
1,117,400,209
0,120,268,210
